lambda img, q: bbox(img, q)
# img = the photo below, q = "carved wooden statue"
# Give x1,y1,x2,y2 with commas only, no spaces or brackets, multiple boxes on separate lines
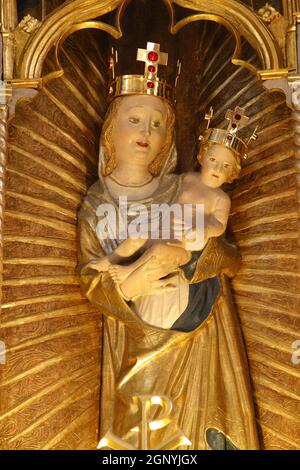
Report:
77,43,260,449
0,0,299,451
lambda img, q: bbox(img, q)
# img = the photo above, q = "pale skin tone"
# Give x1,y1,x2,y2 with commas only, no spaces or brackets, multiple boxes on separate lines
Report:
89,95,183,299
89,143,234,284
110,95,167,186
89,109,236,296
179,143,234,242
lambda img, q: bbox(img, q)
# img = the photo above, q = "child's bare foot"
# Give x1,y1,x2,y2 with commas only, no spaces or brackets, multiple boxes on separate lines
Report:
86,257,111,272
109,264,133,284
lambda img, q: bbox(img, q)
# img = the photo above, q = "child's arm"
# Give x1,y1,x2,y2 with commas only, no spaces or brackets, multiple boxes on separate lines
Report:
84,237,147,272
204,194,231,240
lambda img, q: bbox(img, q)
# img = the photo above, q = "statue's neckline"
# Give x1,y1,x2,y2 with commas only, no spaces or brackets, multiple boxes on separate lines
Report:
104,175,160,202
108,174,154,187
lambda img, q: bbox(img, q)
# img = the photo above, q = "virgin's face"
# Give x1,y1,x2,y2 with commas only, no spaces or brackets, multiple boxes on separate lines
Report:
112,95,168,171
200,144,237,188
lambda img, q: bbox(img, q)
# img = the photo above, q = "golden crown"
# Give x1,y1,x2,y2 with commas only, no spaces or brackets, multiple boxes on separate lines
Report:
108,42,180,105
199,107,258,159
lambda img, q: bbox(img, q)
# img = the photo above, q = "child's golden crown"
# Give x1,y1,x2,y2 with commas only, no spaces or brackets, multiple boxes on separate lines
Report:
108,41,180,106
199,107,258,160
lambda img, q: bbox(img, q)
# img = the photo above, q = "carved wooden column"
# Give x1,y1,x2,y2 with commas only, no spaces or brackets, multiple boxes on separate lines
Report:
288,5,300,266
0,0,18,80
283,0,300,68
0,101,8,307
290,80,300,265
0,1,16,309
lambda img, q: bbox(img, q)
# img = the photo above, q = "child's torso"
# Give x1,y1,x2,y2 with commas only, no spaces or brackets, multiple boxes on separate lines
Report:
177,172,223,213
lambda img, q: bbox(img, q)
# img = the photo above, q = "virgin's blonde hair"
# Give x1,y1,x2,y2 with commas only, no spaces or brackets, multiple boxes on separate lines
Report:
197,142,241,184
100,97,175,177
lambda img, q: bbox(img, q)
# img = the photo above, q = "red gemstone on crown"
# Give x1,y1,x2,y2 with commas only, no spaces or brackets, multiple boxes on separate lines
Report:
148,51,159,62
227,134,233,141
235,114,241,120
148,65,156,73
147,81,155,89
231,123,237,129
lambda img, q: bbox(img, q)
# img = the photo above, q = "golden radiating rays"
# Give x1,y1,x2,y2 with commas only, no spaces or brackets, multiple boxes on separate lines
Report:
4,235,77,250
86,30,108,70
41,404,97,450
235,297,300,318
254,116,292,135
3,326,98,380
6,191,76,220
4,257,76,267
252,374,300,403
3,275,80,287
1,29,105,449
5,211,76,237
1,303,97,328
2,292,86,309
42,87,95,139
201,35,233,78
212,79,259,123
232,168,296,199
238,268,299,278
9,145,87,191
259,423,299,450
198,53,235,103
243,328,296,357
31,103,99,155
60,47,103,105
249,351,300,382
193,22,300,449
231,212,298,232
198,55,258,112
255,399,300,426
247,135,293,160
241,89,268,112
232,232,298,247
8,383,100,445
238,309,300,339
231,190,296,215
45,58,104,129
73,41,107,86
0,361,99,421
7,168,82,204
232,281,300,298
242,253,298,260
236,149,294,178
248,99,289,126
10,125,88,174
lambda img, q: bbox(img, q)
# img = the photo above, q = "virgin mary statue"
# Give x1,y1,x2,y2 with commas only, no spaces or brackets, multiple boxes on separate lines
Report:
77,42,259,450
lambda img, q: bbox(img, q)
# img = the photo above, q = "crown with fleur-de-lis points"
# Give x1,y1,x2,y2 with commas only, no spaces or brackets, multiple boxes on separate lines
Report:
108,41,181,105
199,106,258,159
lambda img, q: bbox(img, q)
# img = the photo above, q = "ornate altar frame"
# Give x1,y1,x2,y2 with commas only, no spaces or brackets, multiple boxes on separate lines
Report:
0,0,299,450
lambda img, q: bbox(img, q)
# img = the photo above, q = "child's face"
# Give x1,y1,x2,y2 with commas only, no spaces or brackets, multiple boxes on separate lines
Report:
200,144,237,188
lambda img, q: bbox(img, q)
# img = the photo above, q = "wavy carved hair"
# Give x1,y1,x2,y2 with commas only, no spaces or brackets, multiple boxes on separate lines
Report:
197,142,241,184
100,96,175,177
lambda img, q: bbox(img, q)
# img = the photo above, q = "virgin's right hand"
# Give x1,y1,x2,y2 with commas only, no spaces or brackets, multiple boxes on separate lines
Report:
119,266,178,299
